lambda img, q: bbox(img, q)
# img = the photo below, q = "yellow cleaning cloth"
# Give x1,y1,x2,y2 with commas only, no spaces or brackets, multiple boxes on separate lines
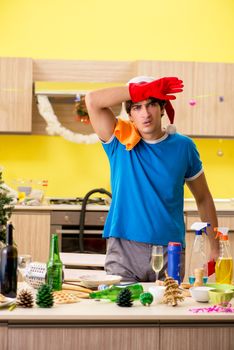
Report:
114,118,141,151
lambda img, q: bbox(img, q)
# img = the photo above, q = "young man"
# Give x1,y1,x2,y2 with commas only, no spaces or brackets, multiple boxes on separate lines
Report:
85,76,218,282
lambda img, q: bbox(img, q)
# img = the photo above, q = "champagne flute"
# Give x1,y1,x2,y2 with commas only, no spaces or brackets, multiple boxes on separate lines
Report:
151,245,164,280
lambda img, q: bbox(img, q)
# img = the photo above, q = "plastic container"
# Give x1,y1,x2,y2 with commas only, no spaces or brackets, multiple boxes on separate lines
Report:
188,222,210,285
190,286,213,302
214,227,233,284
208,289,233,305
168,242,182,284
148,286,166,303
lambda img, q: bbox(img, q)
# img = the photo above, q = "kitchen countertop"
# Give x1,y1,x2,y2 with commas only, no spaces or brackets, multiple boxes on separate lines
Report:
0,283,234,322
184,199,234,213
12,199,234,212
13,204,110,211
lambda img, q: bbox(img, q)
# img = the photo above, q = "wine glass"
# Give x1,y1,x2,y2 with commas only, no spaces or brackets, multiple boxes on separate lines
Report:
151,245,164,280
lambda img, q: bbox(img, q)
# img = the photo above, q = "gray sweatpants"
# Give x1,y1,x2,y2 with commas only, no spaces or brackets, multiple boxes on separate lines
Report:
105,237,185,283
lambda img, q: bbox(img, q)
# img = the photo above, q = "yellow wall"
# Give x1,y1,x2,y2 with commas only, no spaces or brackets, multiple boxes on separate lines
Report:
0,0,234,198
193,138,234,198
0,135,110,197
0,0,234,62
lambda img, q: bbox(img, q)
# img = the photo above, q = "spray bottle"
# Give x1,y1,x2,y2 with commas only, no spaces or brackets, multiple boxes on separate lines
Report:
214,227,233,284
188,222,210,285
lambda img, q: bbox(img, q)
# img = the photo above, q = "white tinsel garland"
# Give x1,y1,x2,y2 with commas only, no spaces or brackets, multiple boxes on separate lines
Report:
36,95,99,144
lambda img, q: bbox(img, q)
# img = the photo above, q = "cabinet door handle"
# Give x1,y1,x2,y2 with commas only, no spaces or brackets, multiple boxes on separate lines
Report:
99,216,105,223
64,215,70,222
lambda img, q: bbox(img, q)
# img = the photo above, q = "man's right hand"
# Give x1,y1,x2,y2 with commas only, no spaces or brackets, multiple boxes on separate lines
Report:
129,77,184,103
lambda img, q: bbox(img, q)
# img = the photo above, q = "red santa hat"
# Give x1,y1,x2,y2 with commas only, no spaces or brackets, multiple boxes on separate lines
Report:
125,75,176,134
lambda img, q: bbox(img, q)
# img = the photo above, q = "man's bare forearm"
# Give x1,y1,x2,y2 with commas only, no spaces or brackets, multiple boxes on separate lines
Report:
186,173,219,260
196,194,219,260
86,86,130,110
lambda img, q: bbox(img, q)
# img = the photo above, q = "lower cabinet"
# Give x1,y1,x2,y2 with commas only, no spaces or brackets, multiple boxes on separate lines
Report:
11,211,51,262
160,325,234,350
8,326,159,350
0,325,7,350
6,324,234,350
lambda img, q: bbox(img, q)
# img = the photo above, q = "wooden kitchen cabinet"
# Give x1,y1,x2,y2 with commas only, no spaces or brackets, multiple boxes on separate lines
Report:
137,61,234,137
6,323,234,350
0,325,7,350
1,57,233,136
0,57,33,133
8,326,160,350
160,326,234,350
11,210,50,262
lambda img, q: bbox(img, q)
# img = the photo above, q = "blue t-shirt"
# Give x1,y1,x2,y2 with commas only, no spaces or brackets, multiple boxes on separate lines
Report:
102,132,203,247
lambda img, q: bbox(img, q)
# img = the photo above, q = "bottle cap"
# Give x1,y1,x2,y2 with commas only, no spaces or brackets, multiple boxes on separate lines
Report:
191,222,210,235
214,227,229,240
168,242,181,246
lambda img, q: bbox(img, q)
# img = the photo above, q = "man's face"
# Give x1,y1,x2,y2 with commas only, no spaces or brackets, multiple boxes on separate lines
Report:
129,99,164,139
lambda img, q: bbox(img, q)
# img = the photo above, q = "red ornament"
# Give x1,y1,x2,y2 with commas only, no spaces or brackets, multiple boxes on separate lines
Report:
75,114,90,124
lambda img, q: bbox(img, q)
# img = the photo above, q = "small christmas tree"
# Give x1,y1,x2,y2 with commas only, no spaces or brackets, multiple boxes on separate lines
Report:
0,170,14,244
163,271,184,307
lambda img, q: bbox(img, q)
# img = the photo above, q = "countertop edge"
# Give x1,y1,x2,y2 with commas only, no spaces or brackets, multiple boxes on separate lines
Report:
12,203,234,212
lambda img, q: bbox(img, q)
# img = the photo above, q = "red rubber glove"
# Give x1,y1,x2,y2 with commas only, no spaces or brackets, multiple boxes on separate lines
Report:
129,77,184,103
207,259,216,276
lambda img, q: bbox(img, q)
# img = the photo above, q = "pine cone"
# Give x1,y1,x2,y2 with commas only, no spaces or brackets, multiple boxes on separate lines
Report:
36,284,54,308
17,289,34,308
116,288,133,307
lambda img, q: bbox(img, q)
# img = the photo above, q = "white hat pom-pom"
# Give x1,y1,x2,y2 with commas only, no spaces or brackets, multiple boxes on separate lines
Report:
119,102,129,120
166,124,177,134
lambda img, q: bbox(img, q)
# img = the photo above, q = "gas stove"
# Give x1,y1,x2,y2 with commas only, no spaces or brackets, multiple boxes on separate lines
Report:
48,197,110,205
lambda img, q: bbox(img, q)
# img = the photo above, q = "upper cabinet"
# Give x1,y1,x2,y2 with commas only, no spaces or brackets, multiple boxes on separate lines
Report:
1,57,234,137
0,57,33,133
136,61,234,137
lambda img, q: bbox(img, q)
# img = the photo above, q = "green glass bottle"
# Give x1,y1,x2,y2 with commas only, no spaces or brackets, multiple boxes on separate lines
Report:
46,234,63,291
90,284,144,302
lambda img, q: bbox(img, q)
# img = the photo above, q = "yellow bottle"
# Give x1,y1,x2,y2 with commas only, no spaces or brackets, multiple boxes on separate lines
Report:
214,227,233,284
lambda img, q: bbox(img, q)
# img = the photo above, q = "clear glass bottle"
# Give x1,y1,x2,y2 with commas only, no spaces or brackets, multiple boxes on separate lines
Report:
90,284,144,302
0,223,18,297
188,222,210,285
215,227,233,284
46,234,63,291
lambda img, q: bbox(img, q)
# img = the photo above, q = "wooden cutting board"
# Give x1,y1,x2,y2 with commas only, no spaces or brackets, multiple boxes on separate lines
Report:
62,282,93,294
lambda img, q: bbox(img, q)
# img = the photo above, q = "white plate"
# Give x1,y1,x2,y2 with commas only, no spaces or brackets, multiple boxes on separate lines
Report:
79,274,122,288
0,297,16,308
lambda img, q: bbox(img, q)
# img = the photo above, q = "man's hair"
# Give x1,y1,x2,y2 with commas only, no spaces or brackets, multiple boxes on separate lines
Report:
125,97,166,115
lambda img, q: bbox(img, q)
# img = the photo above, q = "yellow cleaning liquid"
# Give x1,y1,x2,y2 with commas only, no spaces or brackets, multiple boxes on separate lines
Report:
215,257,233,284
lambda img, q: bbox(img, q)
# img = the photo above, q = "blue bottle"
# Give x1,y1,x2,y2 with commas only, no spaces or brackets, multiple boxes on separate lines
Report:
167,242,182,284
